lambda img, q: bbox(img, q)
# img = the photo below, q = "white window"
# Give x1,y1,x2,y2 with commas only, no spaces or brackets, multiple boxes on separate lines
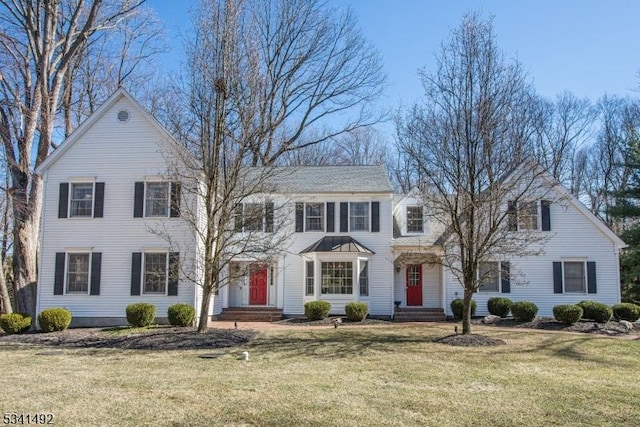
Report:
70,183,94,217
359,260,369,296
478,262,500,292
321,262,353,294
144,253,168,294
66,253,90,293
350,202,369,232
145,182,170,217
244,203,265,232
406,206,423,233
518,201,538,231
305,203,324,232
305,261,314,296
564,261,586,293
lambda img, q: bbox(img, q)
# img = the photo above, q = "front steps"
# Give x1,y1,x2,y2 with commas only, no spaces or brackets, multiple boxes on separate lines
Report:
216,307,284,322
393,307,445,322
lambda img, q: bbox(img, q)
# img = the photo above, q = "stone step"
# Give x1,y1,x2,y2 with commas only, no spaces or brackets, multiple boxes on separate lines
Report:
393,309,445,322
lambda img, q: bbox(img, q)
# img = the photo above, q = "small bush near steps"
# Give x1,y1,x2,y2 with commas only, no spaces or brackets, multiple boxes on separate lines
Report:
38,308,72,332
0,313,32,334
553,304,583,325
345,302,368,321
577,300,612,323
125,303,156,327
304,301,331,321
168,303,196,327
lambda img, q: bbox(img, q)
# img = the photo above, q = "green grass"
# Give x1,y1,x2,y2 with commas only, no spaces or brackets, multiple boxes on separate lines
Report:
2,324,639,426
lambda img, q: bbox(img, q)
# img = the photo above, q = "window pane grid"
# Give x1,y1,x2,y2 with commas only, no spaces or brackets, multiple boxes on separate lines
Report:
518,201,538,230
305,203,324,231
305,261,314,296
70,183,93,217
359,261,368,296
479,262,499,292
407,265,420,287
244,203,264,232
564,262,585,293
67,253,90,293
321,262,353,294
350,202,369,231
144,253,167,294
406,206,423,232
146,183,169,217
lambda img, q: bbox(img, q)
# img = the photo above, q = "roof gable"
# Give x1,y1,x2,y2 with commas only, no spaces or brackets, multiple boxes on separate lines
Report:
36,88,179,174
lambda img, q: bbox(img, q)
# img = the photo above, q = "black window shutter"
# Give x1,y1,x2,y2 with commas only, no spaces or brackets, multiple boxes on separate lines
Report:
54,253,66,295
134,182,144,218
501,261,511,293
507,200,517,231
371,201,380,232
553,262,563,293
94,182,105,218
168,252,179,296
587,261,597,294
326,202,335,232
235,203,244,232
131,252,142,295
58,183,69,218
265,202,274,232
295,202,304,233
340,202,348,232
170,182,181,218
90,253,102,295
541,200,551,231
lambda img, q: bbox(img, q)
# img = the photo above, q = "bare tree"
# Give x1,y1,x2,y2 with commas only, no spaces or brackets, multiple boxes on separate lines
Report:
396,13,552,335
0,0,153,316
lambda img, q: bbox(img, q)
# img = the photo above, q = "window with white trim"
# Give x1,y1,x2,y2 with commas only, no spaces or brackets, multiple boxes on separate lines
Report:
321,262,353,294
350,202,369,232
305,203,324,231
70,183,94,217
66,253,90,293
564,261,586,293
359,260,369,296
244,203,265,232
478,262,500,292
145,182,170,217
305,261,314,296
144,252,168,294
518,201,538,230
406,206,423,233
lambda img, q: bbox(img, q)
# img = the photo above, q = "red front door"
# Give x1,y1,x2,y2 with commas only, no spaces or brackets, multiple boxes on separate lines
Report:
406,264,423,306
249,267,268,305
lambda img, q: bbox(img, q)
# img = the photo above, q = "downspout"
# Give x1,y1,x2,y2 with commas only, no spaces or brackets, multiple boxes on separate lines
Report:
615,247,622,303
282,254,286,312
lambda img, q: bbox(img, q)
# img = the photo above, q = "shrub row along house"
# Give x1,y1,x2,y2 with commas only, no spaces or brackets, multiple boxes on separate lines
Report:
35,89,626,326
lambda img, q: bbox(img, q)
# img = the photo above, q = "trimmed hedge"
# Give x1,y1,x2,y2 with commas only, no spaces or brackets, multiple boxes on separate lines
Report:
487,297,512,318
511,301,538,322
125,303,156,327
553,304,583,325
578,300,613,323
611,303,640,322
0,313,32,334
304,301,331,321
345,302,368,321
168,303,195,327
450,299,476,320
38,308,72,332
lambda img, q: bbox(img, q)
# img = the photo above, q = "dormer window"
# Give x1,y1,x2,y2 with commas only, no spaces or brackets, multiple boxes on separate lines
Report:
518,201,538,230
406,206,423,233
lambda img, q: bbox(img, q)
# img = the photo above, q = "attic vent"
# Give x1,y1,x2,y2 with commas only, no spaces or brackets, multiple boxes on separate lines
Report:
117,110,130,122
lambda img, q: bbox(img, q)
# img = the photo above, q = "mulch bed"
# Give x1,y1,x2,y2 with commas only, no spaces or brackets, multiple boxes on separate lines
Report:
0,326,256,350
435,334,506,347
276,317,389,327
474,316,640,336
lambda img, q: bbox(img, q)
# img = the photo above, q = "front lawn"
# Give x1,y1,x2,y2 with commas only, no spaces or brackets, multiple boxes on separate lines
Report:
2,324,639,426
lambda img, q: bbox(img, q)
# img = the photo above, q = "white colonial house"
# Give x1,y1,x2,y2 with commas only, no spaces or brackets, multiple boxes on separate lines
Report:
35,89,626,326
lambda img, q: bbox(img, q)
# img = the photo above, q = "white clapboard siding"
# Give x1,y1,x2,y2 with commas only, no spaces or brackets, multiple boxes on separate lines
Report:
37,93,198,322
445,198,622,317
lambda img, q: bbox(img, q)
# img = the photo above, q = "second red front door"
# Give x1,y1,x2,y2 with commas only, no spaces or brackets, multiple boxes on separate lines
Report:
249,267,268,305
406,264,423,306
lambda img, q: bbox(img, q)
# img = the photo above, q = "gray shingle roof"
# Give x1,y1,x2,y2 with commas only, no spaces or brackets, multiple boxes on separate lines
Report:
300,236,375,254
253,165,393,194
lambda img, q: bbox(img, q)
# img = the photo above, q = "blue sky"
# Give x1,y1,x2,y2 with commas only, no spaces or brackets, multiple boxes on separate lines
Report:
148,0,640,113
